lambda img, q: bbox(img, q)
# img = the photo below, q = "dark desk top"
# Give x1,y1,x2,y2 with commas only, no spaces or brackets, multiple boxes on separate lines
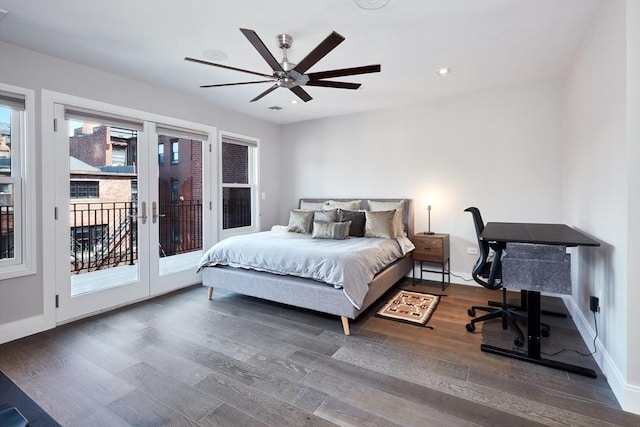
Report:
481,222,600,247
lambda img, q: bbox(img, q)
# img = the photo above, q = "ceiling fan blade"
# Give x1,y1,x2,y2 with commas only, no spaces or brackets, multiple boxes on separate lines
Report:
200,80,274,88
240,28,285,73
293,31,345,74
250,84,279,102
290,86,313,102
306,64,381,80
185,57,273,78
305,80,361,90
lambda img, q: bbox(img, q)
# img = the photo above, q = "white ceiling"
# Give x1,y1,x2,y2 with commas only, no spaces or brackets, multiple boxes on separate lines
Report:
0,0,602,125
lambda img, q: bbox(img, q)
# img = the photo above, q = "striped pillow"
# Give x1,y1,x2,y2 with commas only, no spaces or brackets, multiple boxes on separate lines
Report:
312,221,352,240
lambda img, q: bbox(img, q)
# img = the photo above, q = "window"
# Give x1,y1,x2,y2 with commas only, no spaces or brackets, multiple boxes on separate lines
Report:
220,132,258,231
0,84,35,277
170,179,180,242
70,181,99,199
158,143,164,164
170,139,179,164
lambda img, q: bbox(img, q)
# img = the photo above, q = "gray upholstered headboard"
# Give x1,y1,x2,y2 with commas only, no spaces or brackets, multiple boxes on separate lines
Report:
298,198,414,238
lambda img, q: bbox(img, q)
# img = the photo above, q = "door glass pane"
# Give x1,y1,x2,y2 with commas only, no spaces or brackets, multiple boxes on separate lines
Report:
69,121,139,295
157,135,202,270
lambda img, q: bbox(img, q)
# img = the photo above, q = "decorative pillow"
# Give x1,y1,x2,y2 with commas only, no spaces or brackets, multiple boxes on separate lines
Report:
312,221,352,240
313,209,338,223
300,201,326,210
364,210,397,238
368,200,406,237
338,209,366,237
287,209,314,234
323,199,362,211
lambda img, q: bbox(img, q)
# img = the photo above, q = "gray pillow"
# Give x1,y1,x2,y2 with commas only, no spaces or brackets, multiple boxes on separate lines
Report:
287,209,314,234
338,209,365,237
314,209,338,223
364,210,397,238
312,221,352,240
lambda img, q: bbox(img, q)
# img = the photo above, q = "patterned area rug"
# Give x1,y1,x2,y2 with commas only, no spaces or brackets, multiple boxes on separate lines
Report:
376,289,440,327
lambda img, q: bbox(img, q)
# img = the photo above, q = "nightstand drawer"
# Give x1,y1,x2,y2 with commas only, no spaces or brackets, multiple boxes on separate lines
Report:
414,238,443,254
411,233,450,263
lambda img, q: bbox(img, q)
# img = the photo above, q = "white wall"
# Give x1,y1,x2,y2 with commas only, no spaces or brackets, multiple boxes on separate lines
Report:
562,0,639,413
281,81,565,279
0,41,282,336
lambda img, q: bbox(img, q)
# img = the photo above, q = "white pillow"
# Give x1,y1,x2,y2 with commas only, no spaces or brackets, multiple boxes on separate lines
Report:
287,209,314,234
300,201,326,210
312,221,351,240
364,210,397,238
368,200,405,237
323,200,362,211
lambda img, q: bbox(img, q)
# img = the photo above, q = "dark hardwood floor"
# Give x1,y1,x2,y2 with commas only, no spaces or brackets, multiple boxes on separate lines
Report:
1,280,638,426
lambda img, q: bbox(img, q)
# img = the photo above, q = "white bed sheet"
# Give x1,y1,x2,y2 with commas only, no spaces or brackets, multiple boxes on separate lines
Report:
197,229,414,309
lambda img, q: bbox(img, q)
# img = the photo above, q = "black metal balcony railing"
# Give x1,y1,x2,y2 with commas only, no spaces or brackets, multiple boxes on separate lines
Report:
157,200,203,257
70,202,137,274
69,200,203,274
0,205,14,260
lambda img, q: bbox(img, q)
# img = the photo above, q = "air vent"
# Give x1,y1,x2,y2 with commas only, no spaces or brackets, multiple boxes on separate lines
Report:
267,105,283,111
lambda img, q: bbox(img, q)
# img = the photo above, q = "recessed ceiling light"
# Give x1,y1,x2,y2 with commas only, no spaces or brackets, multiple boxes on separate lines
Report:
290,100,299,104
203,49,228,61
437,67,451,76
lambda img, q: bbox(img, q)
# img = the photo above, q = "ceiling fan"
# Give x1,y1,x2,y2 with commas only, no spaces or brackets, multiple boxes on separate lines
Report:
185,28,381,103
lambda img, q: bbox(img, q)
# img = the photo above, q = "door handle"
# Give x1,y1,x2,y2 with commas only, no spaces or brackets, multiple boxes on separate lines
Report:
136,201,148,224
152,201,166,223
130,201,147,224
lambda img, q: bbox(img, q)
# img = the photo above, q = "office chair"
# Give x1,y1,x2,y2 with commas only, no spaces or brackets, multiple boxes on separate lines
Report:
464,207,534,347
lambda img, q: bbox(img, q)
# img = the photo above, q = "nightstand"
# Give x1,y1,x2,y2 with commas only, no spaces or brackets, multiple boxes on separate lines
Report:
412,232,450,290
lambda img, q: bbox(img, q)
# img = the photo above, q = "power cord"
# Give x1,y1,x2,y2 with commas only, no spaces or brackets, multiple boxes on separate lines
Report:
542,310,598,357
509,311,598,357
450,272,474,282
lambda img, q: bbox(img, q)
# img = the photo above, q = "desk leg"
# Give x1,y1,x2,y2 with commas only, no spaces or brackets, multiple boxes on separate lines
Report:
487,290,567,318
480,290,597,378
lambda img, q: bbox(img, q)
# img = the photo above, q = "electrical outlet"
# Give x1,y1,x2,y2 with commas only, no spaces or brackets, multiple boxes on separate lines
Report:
590,296,599,313
467,247,478,255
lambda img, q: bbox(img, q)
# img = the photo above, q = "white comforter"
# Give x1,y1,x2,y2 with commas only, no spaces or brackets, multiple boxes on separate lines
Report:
197,229,415,309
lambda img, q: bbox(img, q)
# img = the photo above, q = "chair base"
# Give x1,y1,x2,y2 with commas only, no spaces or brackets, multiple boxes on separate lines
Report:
488,289,567,318
465,288,551,347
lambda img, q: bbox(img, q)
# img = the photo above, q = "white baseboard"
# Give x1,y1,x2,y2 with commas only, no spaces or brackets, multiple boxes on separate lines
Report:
0,314,55,345
564,295,640,415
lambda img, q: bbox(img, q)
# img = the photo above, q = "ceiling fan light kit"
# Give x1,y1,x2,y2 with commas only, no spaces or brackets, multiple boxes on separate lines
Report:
185,28,381,103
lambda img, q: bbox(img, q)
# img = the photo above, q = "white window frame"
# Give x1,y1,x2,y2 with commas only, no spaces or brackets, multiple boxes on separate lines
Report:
219,131,259,237
0,83,36,279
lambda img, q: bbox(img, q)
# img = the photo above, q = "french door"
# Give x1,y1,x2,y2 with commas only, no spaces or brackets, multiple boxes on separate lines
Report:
52,101,214,322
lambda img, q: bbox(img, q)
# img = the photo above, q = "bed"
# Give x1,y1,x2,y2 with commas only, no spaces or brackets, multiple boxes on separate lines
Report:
198,198,414,335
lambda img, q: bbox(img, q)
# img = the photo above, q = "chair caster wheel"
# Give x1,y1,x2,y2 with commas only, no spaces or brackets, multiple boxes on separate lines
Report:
467,308,476,317
466,323,475,332
514,337,524,347
541,327,550,338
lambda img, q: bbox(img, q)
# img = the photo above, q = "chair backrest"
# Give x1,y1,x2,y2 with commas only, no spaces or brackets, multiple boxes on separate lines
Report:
464,207,502,290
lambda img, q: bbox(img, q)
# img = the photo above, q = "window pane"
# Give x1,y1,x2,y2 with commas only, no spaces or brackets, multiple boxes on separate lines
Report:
0,182,14,259
171,140,179,164
222,187,251,229
0,106,12,176
158,143,164,164
222,142,248,184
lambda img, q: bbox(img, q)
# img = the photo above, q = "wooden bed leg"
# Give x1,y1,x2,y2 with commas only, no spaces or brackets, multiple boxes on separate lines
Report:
207,287,214,300
341,316,351,336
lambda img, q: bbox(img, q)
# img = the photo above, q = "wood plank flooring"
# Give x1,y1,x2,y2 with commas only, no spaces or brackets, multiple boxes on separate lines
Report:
1,280,639,426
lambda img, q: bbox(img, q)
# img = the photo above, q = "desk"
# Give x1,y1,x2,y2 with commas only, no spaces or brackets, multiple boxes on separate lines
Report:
480,222,600,378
